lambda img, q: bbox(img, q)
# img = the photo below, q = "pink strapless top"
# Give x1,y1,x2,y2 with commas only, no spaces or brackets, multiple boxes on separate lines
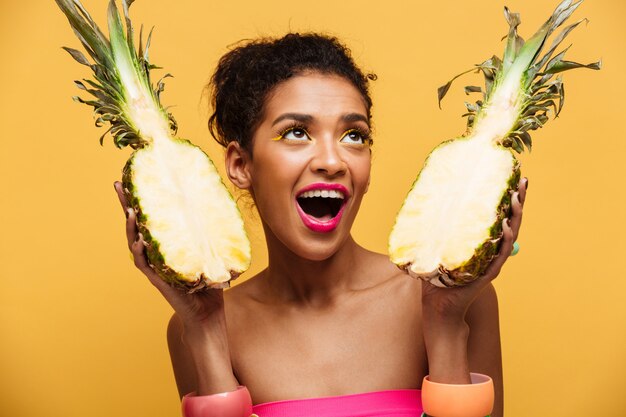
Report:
252,389,423,417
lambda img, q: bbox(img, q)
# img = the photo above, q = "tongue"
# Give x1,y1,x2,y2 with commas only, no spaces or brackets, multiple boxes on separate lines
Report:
298,198,334,221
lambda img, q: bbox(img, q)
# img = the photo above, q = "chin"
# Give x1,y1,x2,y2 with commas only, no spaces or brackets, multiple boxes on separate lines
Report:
293,241,343,262
264,220,352,263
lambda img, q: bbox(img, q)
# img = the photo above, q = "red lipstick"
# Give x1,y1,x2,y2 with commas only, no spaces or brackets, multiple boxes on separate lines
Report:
295,183,349,233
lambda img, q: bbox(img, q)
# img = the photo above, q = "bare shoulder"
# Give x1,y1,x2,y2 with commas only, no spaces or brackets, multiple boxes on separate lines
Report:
223,271,266,313
221,271,273,343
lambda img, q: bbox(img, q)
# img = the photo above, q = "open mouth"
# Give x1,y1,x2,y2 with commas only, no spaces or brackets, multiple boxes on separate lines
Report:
295,186,348,232
296,189,345,221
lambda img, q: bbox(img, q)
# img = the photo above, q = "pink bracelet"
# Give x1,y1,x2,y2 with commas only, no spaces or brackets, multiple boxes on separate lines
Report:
422,373,494,417
181,386,253,417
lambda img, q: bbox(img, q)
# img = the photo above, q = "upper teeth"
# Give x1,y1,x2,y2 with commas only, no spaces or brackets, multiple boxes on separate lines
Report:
299,190,345,199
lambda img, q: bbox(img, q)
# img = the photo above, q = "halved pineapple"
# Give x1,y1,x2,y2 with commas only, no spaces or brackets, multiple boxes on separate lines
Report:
389,0,600,287
56,0,250,291
390,138,520,286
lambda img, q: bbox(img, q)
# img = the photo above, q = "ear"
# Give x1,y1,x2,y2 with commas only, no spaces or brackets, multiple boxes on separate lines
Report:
225,141,252,189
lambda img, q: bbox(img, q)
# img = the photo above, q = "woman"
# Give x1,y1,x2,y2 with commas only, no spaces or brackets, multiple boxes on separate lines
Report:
114,33,526,417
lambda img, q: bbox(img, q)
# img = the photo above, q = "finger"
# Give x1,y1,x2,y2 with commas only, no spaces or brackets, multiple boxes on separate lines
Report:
114,181,129,214
482,218,514,280
131,233,153,271
518,177,528,206
509,192,523,242
130,233,163,285
130,233,188,301
126,206,140,250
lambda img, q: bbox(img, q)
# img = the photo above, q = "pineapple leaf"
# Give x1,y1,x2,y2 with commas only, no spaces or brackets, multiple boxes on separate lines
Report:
98,126,114,145
57,0,177,148
437,68,475,108
55,0,114,68
557,80,565,115
73,80,87,90
122,0,134,35
512,136,524,153
544,58,602,74
62,47,91,66
553,0,582,28
502,6,523,72
474,1,597,151
144,26,155,63
518,131,532,152
528,18,588,79
464,102,480,113
464,85,483,95
138,25,144,61
509,0,582,81
155,73,173,100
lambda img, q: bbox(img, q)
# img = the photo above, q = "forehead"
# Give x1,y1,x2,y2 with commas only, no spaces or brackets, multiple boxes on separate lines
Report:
262,73,368,122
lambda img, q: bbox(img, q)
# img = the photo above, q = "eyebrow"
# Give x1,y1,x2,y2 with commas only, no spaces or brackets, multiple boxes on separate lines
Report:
342,113,369,125
271,113,313,127
271,112,370,127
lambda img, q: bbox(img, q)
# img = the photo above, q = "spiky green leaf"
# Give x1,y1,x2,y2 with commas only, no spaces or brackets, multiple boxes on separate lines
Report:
56,0,177,148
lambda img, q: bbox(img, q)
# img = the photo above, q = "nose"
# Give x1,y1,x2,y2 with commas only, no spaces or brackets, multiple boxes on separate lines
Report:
309,138,347,177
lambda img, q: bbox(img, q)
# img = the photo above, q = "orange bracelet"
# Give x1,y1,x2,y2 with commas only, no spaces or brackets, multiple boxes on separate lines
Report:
421,373,494,417
181,386,254,417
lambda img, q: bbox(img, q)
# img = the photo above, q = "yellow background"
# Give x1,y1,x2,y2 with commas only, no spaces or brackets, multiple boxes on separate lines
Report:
1,0,624,415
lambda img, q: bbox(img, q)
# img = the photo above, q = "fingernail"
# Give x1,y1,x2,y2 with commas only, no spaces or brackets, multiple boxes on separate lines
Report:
126,208,132,219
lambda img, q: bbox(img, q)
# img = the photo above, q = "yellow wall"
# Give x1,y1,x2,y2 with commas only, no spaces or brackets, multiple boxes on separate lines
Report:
1,0,624,415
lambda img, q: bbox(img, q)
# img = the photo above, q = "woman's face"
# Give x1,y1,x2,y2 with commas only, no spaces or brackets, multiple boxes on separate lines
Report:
244,72,372,261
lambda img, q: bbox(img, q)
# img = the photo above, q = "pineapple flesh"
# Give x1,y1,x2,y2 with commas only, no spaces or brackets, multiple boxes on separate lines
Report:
389,0,600,287
56,0,251,291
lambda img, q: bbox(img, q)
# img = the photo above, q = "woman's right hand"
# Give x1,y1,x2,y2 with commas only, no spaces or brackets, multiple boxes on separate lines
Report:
114,181,239,395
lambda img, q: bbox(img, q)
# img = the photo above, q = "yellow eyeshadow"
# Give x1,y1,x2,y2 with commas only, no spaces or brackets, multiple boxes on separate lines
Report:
342,129,372,146
271,135,282,141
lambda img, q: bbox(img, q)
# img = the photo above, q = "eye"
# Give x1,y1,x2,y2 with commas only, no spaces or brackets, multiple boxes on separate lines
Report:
282,127,311,141
340,129,371,145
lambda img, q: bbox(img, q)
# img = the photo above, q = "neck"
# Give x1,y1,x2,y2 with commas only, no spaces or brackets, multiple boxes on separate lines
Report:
261,225,370,308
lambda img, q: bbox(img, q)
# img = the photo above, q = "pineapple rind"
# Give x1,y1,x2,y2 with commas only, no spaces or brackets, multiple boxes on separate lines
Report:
122,140,251,293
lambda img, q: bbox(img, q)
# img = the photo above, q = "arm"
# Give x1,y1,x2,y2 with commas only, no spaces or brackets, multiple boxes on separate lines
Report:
466,283,503,417
421,177,526,416
168,314,197,399
115,182,238,397
168,312,239,399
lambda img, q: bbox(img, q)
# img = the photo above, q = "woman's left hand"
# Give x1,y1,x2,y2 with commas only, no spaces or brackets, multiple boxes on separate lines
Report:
421,176,528,323
419,177,527,387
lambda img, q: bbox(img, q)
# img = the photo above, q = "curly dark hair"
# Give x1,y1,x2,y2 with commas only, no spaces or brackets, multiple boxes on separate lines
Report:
207,33,376,153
